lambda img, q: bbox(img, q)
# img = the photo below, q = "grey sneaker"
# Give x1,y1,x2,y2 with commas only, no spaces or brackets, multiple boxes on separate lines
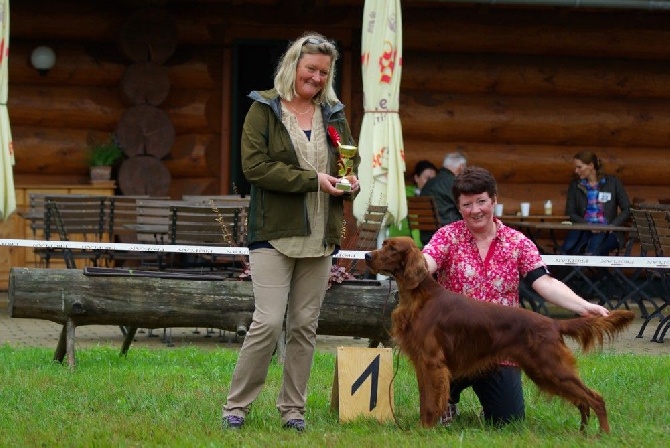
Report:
282,418,306,432
222,415,245,430
439,403,459,426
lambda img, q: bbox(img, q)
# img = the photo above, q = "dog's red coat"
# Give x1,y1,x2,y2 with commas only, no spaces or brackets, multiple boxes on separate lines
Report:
365,236,635,432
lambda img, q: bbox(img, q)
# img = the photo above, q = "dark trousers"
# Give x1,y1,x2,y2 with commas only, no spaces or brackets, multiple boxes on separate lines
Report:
449,366,525,425
560,230,619,256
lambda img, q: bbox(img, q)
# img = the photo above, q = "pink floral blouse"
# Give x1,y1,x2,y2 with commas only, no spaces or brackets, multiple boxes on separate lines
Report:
422,219,546,307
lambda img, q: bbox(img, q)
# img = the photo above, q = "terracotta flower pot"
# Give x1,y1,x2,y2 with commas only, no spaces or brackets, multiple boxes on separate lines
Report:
90,166,112,183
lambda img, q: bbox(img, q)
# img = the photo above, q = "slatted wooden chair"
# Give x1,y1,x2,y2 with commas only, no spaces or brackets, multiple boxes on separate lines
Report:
640,208,670,342
406,196,441,245
103,195,171,267
625,208,663,320
168,203,249,274
342,205,388,278
124,199,190,270
24,193,48,239
42,195,107,268
182,195,250,209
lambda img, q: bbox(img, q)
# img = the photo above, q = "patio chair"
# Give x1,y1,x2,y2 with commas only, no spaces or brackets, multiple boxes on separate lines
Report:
181,194,250,209
639,208,670,342
340,205,388,278
42,196,107,268
104,195,169,268
406,196,441,245
167,203,248,274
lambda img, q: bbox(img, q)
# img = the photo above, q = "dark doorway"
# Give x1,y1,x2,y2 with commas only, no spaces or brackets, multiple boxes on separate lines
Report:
231,40,286,196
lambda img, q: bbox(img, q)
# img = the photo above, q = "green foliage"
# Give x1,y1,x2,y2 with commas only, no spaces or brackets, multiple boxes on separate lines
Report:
89,137,124,166
0,345,668,447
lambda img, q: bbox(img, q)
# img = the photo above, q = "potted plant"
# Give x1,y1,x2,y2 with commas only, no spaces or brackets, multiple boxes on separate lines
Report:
89,136,124,183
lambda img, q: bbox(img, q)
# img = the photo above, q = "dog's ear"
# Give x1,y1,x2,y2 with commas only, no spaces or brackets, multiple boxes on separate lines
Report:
403,244,429,289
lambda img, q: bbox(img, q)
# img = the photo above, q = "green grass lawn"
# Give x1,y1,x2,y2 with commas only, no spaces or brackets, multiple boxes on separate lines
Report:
0,345,668,447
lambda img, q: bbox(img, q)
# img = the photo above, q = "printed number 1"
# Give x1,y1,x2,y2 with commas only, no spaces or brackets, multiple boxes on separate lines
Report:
350,354,380,411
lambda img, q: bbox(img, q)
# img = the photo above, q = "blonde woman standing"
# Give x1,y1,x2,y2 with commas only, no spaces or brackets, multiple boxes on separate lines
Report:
221,32,359,432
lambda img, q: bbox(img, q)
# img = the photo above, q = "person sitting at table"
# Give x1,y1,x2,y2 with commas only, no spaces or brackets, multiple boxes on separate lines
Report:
419,151,467,244
411,160,438,195
560,150,631,256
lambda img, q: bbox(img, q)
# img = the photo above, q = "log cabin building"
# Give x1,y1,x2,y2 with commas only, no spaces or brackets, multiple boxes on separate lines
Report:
2,0,670,288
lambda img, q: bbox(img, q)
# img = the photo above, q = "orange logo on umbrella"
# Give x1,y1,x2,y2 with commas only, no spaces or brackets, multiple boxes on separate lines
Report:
378,41,397,84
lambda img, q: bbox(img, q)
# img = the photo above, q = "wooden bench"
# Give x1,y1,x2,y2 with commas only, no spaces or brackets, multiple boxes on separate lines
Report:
8,267,393,368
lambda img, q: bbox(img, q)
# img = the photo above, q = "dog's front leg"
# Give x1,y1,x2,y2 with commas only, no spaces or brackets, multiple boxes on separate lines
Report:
412,358,450,428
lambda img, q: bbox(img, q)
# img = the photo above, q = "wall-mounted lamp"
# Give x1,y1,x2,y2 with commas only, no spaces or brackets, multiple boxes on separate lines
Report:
30,46,56,76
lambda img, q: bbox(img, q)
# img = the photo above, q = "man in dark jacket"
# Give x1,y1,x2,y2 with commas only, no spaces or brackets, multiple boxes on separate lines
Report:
419,152,467,244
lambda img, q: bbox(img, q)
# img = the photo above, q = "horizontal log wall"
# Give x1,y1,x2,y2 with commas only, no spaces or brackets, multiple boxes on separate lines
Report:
398,6,670,211
9,6,224,197
7,1,670,211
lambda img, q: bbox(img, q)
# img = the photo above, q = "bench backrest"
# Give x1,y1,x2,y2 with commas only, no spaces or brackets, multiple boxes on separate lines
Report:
169,204,248,247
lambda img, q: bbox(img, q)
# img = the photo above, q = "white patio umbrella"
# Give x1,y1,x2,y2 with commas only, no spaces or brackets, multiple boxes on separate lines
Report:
353,0,406,226
0,0,14,221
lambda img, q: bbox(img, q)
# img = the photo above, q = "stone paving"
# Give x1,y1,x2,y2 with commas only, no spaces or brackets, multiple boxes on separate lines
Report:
0,293,368,353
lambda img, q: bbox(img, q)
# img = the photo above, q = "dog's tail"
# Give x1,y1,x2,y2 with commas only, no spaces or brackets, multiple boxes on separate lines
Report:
558,310,636,352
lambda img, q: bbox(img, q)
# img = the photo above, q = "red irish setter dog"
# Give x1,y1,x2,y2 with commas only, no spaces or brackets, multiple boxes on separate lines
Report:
365,237,635,433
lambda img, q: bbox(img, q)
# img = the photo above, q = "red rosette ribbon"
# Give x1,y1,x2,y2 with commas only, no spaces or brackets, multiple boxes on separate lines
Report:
327,125,341,147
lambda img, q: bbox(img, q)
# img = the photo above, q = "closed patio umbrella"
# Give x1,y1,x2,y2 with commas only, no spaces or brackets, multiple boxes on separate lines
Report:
353,0,406,226
0,0,14,221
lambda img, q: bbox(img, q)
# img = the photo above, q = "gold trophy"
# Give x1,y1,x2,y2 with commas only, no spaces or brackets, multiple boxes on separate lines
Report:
335,144,358,191
327,125,357,191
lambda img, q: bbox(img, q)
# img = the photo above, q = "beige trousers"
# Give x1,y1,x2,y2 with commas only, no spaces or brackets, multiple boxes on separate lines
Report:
222,248,332,424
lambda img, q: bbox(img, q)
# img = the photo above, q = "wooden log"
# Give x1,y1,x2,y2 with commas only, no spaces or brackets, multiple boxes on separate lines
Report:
10,42,125,87
8,86,124,129
118,7,178,64
7,268,395,344
8,86,211,135
403,142,670,187
167,47,217,90
162,151,210,178
115,105,175,158
404,7,670,60
10,42,215,90
402,52,670,99
400,93,670,148
121,62,171,106
162,89,215,133
118,156,172,196
170,133,214,159
11,2,670,61
11,126,110,176
10,127,217,181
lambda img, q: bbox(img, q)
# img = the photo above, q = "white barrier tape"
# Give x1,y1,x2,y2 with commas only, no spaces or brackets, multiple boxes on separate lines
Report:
542,255,670,269
3,238,670,267
0,239,367,260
